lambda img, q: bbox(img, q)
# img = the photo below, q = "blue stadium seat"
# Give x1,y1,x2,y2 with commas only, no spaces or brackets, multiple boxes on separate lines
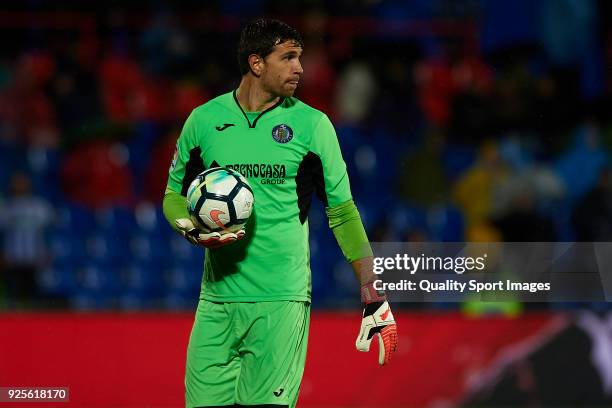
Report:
125,261,165,292
310,228,347,304
70,294,113,310
49,230,87,265
390,203,429,238
77,264,121,297
166,263,202,294
129,232,169,263
55,204,95,232
27,146,62,202
69,263,122,310
118,294,150,310
95,206,136,235
441,144,477,181
164,263,201,310
128,123,160,190
118,261,166,309
169,234,204,266
427,205,465,242
554,128,609,204
37,265,78,297
0,143,27,194
86,230,130,266
163,292,198,310
134,203,169,235
331,259,359,301
309,236,338,303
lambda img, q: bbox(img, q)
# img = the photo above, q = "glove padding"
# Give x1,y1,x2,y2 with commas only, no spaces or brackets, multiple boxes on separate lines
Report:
175,218,245,249
356,300,398,365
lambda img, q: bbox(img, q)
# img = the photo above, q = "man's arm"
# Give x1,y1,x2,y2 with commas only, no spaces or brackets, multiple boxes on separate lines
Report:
163,188,190,233
326,200,398,365
310,114,398,364
163,110,244,248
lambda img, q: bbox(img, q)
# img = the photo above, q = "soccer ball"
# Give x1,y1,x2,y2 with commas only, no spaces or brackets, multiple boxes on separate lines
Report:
186,167,254,233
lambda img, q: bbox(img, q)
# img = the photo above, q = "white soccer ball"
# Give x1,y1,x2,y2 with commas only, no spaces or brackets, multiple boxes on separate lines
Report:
186,167,254,233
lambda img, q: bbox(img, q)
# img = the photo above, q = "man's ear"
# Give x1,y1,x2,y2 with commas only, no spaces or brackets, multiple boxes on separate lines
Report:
248,54,263,77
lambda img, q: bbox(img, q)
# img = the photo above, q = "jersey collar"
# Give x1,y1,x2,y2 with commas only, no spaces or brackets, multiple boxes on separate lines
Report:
233,90,285,129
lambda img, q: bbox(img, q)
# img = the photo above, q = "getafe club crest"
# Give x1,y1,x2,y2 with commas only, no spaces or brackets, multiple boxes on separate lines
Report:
272,124,293,144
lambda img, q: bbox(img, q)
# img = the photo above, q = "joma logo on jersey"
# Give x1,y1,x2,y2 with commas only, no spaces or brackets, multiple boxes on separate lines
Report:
226,163,287,185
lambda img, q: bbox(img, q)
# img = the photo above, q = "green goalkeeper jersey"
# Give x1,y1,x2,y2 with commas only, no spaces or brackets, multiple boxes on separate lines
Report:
166,91,352,302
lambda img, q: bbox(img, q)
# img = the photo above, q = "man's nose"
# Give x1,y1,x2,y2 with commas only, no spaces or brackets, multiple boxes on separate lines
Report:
294,59,304,75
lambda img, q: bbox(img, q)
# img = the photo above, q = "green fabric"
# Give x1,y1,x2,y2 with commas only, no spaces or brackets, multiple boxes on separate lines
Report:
162,189,189,232
326,200,373,262
165,91,353,302
185,300,310,408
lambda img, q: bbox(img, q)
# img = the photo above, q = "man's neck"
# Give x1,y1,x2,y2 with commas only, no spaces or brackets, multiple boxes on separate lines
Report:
236,77,281,112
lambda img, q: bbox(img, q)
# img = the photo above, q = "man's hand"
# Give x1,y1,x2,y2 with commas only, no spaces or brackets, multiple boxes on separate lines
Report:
175,218,245,249
355,283,398,365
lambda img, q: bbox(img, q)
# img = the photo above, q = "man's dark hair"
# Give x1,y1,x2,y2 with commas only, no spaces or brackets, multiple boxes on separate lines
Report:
237,18,303,75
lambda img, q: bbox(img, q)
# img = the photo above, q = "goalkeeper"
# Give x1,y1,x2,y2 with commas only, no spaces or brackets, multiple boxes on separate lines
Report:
163,18,398,408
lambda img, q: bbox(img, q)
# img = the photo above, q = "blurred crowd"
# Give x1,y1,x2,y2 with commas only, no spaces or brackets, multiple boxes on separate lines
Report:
1,0,612,309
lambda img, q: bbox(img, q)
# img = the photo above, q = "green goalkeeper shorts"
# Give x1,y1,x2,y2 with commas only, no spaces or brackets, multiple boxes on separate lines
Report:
185,300,310,408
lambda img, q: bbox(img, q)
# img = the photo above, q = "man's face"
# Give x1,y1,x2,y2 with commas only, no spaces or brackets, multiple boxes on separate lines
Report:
259,40,303,98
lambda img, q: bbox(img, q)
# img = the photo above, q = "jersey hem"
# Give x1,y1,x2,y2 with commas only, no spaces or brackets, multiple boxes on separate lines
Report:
201,293,311,303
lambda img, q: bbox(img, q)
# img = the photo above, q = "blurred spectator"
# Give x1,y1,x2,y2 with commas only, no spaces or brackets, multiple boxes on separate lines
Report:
490,58,540,134
540,0,603,100
414,54,455,127
453,141,511,230
447,52,494,143
143,128,180,202
375,53,419,132
300,45,336,118
554,122,609,204
172,81,209,121
60,141,134,208
0,51,59,148
541,0,597,66
49,41,101,132
99,52,146,122
139,10,194,77
335,61,377,125
572,168,612,241
298,24,338,116
532,71,578,145
491,187,556,242
0,172,53,307
397,129,448,205
0,2,611,311
492,136,565,216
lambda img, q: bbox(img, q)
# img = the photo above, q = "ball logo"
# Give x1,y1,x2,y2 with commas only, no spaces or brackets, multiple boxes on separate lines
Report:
272,124,293,144
209,209,226,229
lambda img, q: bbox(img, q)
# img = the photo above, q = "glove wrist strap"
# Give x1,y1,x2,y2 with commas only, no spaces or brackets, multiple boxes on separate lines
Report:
360,281,387,304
